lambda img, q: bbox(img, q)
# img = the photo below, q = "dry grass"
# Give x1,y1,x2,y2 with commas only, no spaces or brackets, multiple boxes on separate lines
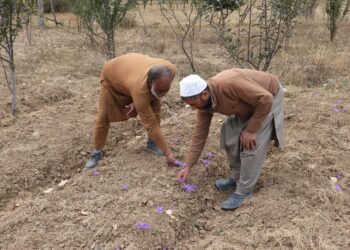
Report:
0,4,349,250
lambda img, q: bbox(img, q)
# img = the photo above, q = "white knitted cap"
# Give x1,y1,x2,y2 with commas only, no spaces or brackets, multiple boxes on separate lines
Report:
179,74,208,97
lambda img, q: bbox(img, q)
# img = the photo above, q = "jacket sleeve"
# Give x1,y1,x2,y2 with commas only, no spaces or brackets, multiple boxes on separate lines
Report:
185,110,213,166
133,93,168,154
151,98,161,126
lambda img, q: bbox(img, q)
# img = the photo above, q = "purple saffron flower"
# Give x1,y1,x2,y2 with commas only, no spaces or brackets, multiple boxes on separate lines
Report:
137,223,143,230
336,174,342,180
201,159,210,168
183,184,196,193
176,123,181,128
143,223,151,230
206,151,214,158
116,247,121,250
175,160,186,168
335,184,341,191
92,170,99,177
175,137,180,145
336,98,342,104
162,248,167,250
178,177,185,184
342,107,347,113
156,206,164,214
121,183,128,191
333,107,339,113
313,92,320,97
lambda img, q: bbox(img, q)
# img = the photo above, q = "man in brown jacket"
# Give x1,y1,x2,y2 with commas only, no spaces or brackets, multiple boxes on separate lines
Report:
176,69,284,210
85,53,177,168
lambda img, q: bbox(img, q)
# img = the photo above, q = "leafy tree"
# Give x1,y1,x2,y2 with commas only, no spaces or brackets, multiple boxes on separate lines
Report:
71,0,137,59
325,0,350,41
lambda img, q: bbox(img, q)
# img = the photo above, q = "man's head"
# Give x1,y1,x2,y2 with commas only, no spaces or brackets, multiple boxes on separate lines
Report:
180,74,211,109
148,65,174,98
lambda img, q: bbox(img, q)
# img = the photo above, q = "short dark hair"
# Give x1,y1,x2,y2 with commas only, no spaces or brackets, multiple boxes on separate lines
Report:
148,65,173,83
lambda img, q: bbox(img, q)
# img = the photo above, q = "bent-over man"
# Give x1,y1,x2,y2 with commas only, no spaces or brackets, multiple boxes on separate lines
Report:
85,53,177,168
177,69,284,210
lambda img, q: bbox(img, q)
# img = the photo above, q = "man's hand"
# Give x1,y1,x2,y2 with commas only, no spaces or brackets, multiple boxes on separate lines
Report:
125,103,137,118
176,166,192,182
165,150,176,165
240,129,257,150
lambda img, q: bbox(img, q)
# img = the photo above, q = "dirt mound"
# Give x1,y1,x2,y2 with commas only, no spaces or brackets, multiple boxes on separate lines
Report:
20,84,74,111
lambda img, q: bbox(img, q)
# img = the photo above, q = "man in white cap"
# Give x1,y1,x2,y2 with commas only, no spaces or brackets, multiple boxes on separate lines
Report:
177,69,284,210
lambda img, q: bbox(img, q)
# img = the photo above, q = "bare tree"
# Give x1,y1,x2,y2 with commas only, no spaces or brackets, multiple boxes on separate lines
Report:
0,0,33,115
159,0,205,72
208,0,303,70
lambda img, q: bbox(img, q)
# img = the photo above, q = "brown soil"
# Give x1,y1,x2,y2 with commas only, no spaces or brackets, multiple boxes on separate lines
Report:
0,9,349,250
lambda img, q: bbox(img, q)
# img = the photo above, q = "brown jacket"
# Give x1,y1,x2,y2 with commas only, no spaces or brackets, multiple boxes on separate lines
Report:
185,68,279,165
100,53,176,153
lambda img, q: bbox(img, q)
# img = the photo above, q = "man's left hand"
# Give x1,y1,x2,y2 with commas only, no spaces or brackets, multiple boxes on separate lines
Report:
240,130,257,150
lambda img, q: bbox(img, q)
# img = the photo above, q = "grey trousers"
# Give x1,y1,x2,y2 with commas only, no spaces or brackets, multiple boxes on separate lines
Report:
220,85,284,195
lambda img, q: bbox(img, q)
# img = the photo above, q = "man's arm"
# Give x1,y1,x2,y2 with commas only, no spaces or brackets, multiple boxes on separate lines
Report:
133,94,173,161
177,110,213,181
150,98,161,126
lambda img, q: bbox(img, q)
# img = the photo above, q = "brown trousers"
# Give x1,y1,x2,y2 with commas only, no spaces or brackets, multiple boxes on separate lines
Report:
93,82,131,150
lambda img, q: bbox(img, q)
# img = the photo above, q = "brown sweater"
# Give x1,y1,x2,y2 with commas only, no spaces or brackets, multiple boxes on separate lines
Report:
185,68,279,165
100,53,176,154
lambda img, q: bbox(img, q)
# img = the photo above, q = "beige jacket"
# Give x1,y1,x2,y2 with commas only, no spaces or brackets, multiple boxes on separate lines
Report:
185,68,280,165
99,53,176,153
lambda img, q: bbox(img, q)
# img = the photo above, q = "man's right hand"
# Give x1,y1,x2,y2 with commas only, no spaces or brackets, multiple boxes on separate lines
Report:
165,152,176,165
176,166,192,182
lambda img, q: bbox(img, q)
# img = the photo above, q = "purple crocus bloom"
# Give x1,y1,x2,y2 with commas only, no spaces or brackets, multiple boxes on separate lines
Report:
92,170,99,177
143,223,151,230
183,184,196,192
206,151,214,158
313,92,320,97
116,247,121,250
162,248,167,250
178,177,185,184
156,206,164,214
175,160,186,168
201,159,210,168
333,107,339,113
335,184,341,191
342,107,347,113
336,174,342,180
336,98,342,104
137,223,143,230
176,123,181,128
121,183,128,191
175,137,180,145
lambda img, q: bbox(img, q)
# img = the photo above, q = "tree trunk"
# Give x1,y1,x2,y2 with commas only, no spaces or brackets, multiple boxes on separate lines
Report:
25,14,33,45
106,32,115,60
37,0,45,28
49,0,58,26
10,62,17,115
